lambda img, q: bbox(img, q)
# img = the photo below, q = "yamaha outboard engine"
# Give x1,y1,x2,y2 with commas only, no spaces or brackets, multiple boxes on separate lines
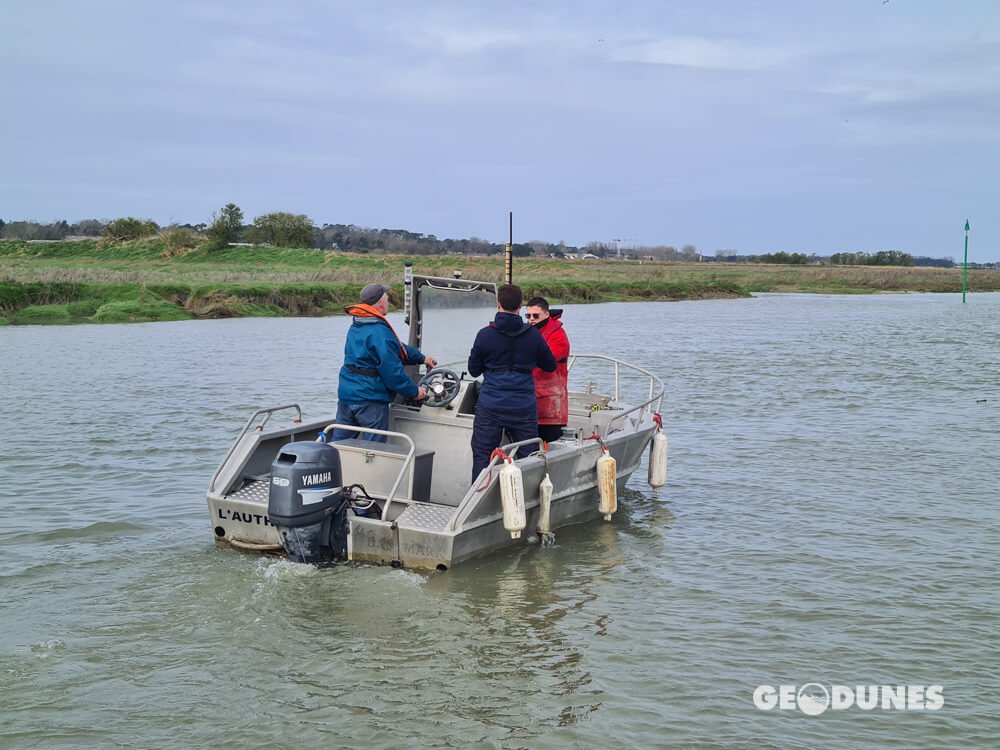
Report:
267,441,347,565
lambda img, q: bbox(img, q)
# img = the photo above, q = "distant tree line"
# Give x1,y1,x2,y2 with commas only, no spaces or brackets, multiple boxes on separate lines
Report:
830,250,914,266
0,211,971,267
0,218,104,240
912,256,955,268
315,224,542,257
750,251,812,264
0,211,694,259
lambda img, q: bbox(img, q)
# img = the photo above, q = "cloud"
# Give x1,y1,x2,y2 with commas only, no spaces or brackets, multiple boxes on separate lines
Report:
608,35,797,71
2,1,999,259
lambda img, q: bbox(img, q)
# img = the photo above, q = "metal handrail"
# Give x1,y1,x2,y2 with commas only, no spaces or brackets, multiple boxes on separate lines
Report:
566,353,665,426
502,436,545,459
447,437,544,532
318,424,416,521
209,403,302,493
446,356,663,532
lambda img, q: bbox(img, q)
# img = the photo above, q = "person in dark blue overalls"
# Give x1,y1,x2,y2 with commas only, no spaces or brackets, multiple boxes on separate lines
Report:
467,284,557,482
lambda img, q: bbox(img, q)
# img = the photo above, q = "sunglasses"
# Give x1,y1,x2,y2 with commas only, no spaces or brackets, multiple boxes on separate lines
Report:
525,312,545,319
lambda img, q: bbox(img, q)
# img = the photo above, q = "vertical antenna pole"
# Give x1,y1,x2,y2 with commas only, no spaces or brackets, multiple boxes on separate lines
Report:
404,261,413,324
505,211,513,285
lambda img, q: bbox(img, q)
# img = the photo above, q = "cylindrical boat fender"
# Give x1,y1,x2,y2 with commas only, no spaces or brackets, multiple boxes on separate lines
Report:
498,457,526,539
648,431,669,490
597,451,617,521
538,471,553,535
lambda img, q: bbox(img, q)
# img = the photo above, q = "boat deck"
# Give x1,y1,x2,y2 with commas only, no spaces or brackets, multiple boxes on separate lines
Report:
225,477,456,533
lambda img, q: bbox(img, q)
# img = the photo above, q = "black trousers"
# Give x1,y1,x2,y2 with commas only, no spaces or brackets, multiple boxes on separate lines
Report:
537,423,566,443
471,403,538,482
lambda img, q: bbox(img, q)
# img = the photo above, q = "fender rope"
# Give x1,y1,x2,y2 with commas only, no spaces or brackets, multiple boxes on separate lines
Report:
475,447,512,492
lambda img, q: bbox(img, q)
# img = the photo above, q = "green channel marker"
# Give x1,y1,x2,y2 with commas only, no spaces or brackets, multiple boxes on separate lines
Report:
963,220,970,303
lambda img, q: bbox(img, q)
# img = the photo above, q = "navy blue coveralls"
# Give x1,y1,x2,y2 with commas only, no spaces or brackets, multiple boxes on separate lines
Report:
468,311,557,481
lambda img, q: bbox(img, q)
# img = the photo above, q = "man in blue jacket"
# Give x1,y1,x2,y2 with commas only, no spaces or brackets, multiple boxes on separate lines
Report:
468,284,557,481
333,283,436,443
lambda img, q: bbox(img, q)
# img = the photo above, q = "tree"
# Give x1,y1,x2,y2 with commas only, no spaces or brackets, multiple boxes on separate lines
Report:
205,203,244,249
101,217,159,243
72,219,103,236
246,212,317,248
159,224,200,257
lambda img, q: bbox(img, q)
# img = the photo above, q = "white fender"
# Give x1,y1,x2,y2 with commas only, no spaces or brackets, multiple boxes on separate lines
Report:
499,458,526,539
597,452,617,521
648,431,669,490
537,472,553,535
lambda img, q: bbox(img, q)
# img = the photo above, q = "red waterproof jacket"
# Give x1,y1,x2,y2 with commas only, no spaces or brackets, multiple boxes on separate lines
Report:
533,312,570,425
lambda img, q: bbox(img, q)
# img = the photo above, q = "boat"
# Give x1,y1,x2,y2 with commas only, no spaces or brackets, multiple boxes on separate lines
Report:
206,265,668,570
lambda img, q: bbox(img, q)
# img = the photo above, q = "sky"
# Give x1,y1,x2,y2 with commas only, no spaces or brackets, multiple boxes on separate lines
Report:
3,1,998,262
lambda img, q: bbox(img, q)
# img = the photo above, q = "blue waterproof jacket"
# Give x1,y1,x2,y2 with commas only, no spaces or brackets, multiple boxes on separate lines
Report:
468,312,557,411
338,317,425,403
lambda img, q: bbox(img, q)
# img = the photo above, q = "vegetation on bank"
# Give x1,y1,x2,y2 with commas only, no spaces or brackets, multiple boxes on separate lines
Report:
9,211,988,268
1,238,998,325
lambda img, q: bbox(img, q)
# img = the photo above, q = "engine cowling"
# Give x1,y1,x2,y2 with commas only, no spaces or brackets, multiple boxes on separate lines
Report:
267,441,346,565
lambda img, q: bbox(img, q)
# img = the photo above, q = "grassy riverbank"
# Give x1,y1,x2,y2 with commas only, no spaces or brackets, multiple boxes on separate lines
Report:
1,238,998,324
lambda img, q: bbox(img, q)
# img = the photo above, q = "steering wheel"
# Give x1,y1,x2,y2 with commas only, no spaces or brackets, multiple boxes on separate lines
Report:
417,368,461,407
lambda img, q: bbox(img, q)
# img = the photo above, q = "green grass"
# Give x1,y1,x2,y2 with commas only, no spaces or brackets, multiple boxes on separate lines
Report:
1,291,191,324
8,304,74,325
90,299,191,323
2,238,998,325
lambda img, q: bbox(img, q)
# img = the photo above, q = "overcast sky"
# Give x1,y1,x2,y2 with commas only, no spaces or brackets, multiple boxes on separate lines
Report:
3,1,998,261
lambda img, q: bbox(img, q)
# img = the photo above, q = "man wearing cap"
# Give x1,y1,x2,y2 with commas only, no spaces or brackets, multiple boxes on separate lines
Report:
332,283,437,443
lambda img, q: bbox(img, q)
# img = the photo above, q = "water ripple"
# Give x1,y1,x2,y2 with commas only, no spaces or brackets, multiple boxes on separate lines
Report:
2,295,999,747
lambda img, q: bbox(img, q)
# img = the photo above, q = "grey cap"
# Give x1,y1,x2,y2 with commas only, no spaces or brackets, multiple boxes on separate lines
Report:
360,282,391,305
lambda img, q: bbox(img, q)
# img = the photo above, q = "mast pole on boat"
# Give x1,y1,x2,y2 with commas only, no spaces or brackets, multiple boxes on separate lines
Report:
404,260,413,324
505,211,513,285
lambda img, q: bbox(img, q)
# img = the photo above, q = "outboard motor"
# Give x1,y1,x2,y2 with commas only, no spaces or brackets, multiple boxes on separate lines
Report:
267,441,347,565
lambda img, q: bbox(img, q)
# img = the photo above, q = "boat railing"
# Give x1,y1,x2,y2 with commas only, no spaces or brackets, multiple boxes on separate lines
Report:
209,403,302,493
318,424,416,521
447,437,544,532
502,437,546,460
566,353,664,428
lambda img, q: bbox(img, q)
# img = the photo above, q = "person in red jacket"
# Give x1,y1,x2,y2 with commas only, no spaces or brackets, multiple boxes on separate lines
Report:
525,296,570,443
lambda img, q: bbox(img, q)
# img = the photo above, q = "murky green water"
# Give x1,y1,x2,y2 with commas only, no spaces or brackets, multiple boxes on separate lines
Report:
2,293,998,748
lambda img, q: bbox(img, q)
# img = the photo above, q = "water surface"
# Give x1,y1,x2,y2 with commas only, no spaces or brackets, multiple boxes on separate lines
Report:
1,293,998,748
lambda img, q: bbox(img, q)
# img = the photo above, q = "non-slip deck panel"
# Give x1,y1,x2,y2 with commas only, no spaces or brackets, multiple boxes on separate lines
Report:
227,478,270,505
395,502,455,532
228,479,456,534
